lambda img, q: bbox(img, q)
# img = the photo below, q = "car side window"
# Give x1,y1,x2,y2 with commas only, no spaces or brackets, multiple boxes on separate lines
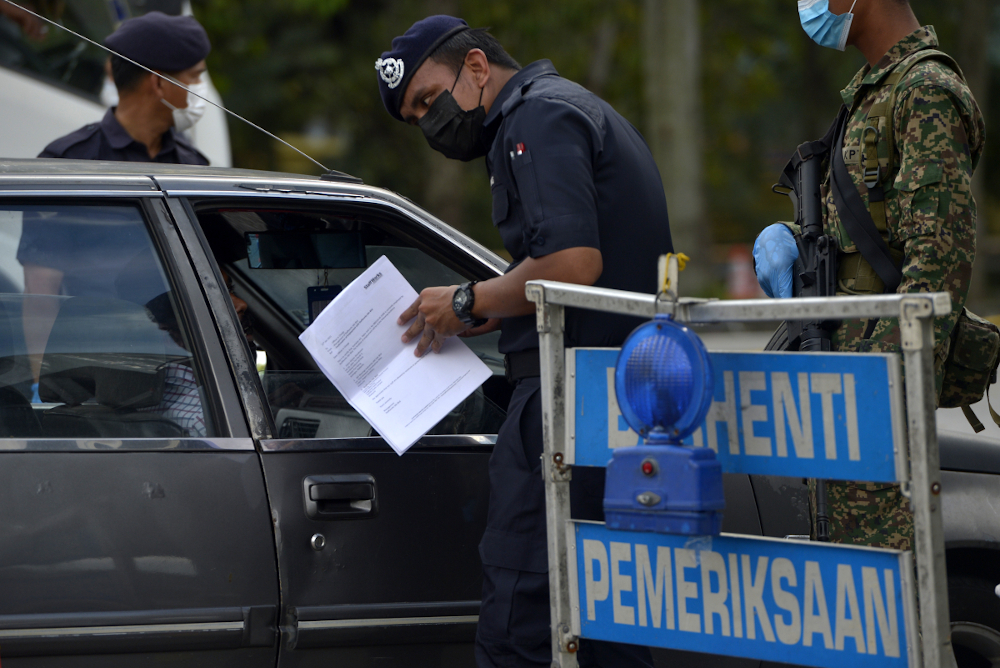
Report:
198,207,506,440
0,203,217,438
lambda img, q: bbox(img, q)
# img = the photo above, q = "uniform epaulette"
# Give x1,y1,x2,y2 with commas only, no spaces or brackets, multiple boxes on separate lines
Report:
501,74,604,130
39,123,102,158
892,51,966,101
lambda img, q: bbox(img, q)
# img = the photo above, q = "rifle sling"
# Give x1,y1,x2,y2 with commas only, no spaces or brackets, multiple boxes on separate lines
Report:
830,104,903,294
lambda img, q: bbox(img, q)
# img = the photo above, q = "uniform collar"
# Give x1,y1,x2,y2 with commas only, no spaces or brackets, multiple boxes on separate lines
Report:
101,107,180,157
840,26,939,106
484,59,559,128
102,108,137,150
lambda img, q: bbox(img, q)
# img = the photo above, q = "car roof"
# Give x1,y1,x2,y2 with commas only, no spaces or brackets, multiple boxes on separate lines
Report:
0,157,361,183
0,158,508,275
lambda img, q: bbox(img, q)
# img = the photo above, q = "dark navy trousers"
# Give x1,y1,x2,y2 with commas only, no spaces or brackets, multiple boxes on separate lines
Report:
475,378,653,668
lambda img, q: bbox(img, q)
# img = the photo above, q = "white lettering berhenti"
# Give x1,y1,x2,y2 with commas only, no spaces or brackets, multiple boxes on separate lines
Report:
690,370,859,461
607,369,863,462
364,272,383,289
581,540,901,658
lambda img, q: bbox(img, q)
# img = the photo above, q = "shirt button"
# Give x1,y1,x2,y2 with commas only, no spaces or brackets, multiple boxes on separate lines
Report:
536,237,545,246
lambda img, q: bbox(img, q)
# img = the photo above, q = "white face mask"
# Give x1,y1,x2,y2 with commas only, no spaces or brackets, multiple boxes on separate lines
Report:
162,80,208,132
798,0,859,52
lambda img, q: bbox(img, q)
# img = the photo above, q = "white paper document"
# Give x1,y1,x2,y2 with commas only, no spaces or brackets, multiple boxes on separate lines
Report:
298,255,492,455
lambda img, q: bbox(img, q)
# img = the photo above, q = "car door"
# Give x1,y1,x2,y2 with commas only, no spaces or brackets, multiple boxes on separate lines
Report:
158,184,507,668
0,183,278,667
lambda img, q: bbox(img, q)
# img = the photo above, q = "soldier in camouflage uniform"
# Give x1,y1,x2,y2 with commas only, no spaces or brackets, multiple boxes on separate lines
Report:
761,0,985,550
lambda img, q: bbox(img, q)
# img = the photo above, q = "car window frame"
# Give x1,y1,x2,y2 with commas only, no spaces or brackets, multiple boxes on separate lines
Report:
164,196,274,441
143,196,249,439
0,194,242,442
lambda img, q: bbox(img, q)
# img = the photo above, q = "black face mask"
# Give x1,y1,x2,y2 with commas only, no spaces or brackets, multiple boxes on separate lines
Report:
418,66,488,162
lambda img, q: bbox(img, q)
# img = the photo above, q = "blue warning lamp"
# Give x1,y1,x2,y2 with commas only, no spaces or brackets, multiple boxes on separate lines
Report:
603,314,724,535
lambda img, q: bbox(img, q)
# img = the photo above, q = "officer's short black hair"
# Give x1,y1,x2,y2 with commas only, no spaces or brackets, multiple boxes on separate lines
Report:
111,55,148,93
111,55,186,94
428,28,521,75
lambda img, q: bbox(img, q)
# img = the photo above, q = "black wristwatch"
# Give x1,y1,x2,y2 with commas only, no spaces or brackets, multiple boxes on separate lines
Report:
452,281,487,327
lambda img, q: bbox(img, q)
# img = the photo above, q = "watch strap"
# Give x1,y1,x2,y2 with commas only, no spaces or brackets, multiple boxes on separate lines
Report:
453,281,480,326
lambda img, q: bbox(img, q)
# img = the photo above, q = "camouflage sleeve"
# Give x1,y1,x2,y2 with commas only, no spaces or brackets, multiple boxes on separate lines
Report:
865,81,978,384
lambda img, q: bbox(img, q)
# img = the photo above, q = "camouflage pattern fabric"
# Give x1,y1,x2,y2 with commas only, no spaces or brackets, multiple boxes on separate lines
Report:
938,309,1000,409
827,26,984,374
815,27,985,551
809,479,913,550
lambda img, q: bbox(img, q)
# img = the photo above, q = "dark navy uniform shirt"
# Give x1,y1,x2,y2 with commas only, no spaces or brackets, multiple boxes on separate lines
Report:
38,108,209,165
478,61,672,576
483,60,672,354
23,109,201,302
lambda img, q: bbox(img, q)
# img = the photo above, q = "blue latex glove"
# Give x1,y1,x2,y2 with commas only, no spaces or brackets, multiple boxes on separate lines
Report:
31,382,41,404
752,224,798,299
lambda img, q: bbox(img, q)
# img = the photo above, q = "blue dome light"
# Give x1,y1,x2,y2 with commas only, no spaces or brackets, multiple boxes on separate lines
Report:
615,314,714,443
604,314,724,535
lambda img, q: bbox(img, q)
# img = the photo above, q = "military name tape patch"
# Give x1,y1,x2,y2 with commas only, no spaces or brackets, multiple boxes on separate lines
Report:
375,57,404,89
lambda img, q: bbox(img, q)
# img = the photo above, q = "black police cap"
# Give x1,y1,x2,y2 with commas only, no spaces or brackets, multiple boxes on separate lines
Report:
105,11,211,72
376,15,470,122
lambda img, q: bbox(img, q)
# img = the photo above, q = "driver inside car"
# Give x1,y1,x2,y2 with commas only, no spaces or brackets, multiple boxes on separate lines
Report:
137,267,254,438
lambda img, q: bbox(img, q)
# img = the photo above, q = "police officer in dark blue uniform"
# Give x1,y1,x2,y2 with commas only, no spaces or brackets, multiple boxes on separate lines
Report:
23,13,211,400
38,11,211,165
377,16,671,667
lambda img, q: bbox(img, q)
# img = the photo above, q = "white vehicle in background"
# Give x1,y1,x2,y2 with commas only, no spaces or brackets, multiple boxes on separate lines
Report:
0,0,230,166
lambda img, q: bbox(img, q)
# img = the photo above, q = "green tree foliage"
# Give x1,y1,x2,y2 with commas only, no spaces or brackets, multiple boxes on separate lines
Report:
195,0,999,284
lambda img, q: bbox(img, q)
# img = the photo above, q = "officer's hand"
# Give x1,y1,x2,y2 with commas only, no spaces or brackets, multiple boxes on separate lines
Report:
752,224,798,299
398,286,469,356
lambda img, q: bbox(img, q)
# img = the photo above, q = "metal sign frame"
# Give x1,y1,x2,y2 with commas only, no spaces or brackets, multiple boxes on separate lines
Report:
525,281,955,668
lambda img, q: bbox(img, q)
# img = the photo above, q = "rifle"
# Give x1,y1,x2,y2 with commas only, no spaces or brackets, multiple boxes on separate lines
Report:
771,136,840,542
786,145,837,352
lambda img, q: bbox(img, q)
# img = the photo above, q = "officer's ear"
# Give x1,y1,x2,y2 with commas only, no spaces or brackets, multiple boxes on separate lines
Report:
464,49,490,90
147,71,166,97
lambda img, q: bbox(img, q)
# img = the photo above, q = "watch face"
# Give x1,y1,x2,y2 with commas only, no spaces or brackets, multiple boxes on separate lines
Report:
453,290,469,311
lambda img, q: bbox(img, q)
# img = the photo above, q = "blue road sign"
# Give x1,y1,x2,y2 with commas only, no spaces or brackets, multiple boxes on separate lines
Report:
566,348,905,482
569,522,916,668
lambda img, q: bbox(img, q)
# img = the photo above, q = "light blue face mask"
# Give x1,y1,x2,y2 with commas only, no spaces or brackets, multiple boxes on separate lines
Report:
798,0,859,51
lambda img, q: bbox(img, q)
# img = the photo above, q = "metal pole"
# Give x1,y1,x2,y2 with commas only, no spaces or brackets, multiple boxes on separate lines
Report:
527,284,579,668
899,296,956,668
522,280,952,324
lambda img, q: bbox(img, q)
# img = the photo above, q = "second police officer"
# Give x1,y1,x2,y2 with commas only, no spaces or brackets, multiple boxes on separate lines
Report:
38,11,212,165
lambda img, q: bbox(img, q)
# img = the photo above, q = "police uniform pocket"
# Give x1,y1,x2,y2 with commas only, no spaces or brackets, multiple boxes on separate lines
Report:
511,151,544,227
491,183,509,227
895,159,944,239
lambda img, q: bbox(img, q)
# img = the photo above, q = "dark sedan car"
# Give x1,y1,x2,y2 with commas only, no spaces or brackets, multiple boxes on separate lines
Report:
0,159,996,668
